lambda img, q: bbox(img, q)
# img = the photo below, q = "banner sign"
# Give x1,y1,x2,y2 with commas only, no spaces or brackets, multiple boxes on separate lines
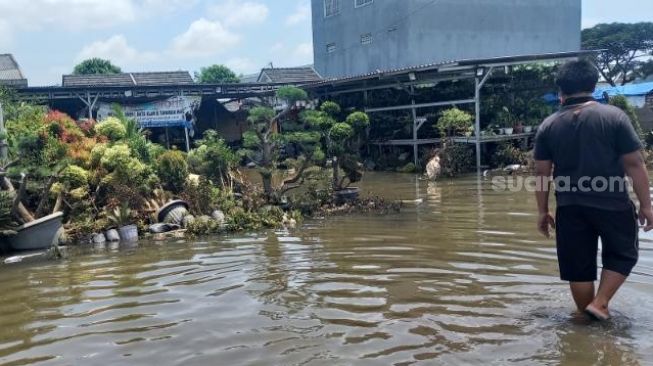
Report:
96,96,202,129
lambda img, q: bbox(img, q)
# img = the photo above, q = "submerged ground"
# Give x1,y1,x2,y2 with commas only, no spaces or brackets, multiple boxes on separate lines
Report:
1,173,652,365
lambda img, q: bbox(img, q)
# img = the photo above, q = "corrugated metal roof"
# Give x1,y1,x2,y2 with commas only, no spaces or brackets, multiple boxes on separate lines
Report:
258,67,322,83
62,71,194,87
0,54,27,87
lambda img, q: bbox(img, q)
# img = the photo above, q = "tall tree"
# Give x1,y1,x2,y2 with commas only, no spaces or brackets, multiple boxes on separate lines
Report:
73,58,122,75
194,65,240,84
582,22,653,86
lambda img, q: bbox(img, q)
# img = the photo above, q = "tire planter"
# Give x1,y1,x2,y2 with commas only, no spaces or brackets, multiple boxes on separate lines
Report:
334,187,360,205
156,200,190,225
6,212,64,251
118,225,139,242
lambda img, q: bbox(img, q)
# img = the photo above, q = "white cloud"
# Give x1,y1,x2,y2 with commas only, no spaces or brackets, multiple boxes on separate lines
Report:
208,0,269,28
76,35,158,66
225,58,259,74
294,42,314,60
286,1,311,26
170,18,240,58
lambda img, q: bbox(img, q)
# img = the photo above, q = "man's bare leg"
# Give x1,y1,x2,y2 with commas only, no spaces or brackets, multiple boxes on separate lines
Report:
586,269,627,319
570,282,595,311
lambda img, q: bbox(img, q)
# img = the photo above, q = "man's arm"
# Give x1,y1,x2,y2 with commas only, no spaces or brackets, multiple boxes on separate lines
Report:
623,151,653,232
535,160,555,237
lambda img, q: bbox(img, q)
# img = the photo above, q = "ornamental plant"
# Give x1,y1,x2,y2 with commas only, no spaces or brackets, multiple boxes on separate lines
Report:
188,130,238,187
437,107,473,137
156,149,189,194
96,117,127,141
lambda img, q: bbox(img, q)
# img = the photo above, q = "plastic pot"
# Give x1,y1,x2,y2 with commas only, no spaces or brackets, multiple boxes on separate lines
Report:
118,224,139,242
6,212,64,251
334,187,360,205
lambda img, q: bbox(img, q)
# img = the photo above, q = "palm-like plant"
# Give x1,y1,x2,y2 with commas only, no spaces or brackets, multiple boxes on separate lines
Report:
107,203,133,228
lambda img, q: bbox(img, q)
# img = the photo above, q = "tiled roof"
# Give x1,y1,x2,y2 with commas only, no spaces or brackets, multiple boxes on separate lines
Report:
258,67,322,83
62,71,194,87
0,54,27,87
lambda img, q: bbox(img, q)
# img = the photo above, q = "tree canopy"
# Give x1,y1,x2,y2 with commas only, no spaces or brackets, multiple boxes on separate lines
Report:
582,22,653,86
73,58,122,75
194,65,240,84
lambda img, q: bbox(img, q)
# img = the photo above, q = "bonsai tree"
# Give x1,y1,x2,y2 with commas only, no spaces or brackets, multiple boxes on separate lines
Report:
194,65,240,84
437,107,473,138
73,58,122,75
241,86,323,203
303,101,370,191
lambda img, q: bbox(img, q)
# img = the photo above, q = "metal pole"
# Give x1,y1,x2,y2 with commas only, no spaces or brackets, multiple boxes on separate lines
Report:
0,101,7,161
474,77,482,171
184,127,190,152
411,97,419,168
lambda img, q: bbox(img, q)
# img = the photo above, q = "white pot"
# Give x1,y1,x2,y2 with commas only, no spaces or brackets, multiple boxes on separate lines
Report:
524,126,533,133
118,225,139,242
505,128,514,135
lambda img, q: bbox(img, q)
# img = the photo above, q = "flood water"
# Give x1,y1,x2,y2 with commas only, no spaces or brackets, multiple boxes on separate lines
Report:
1,172,653,366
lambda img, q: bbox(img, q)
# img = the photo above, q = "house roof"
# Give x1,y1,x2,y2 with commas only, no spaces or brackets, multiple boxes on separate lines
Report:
257,67,322,83
0,54,28,87
62,71,194,87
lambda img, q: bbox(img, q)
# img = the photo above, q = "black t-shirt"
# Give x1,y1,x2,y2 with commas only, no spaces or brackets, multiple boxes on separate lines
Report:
534,99,643,211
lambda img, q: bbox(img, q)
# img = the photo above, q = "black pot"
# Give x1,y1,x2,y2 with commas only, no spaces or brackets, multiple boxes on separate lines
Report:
334,187,360,205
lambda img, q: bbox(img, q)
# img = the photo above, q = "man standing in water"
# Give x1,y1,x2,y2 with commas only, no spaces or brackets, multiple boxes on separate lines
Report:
534,59,653,320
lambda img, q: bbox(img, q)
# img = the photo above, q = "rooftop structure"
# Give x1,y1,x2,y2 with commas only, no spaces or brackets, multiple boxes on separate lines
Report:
257,66,322,83
62,71,194,87
312,0,582,79
0,54,28,88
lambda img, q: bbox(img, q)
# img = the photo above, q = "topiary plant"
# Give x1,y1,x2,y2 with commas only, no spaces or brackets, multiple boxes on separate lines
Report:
437,107,474,137
156,149,189,194
60,165,90,189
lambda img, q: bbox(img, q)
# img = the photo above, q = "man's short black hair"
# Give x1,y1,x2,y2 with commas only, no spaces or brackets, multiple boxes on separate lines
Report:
555,60,600,96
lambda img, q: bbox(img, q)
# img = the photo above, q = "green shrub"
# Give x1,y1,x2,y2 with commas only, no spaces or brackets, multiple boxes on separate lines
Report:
329,122,354,142
100,144,131,171
96,117,127,141
61,165,90,189
609,95,643,137
346,111,370,132
188,130,238,186
320,101,341,117
492,143,528,168
398,162,417,173
437,108,473,137
156,150,189,194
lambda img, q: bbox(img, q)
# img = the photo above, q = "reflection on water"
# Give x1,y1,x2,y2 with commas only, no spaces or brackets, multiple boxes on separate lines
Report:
1,172,652,365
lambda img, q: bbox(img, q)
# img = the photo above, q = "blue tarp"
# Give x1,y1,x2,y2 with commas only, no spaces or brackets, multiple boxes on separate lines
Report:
544,82,653,104
139,120,193,129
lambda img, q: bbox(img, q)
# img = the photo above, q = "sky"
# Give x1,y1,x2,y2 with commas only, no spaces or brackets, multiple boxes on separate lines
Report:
0,0,652,86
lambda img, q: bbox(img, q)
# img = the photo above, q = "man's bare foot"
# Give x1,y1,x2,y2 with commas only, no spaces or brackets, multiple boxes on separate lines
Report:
585,303,611,321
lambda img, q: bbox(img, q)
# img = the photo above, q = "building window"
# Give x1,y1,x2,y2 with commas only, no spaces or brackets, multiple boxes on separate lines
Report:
361,33,373,45
355,0,373,8
324,0,340,17
326,43,337,53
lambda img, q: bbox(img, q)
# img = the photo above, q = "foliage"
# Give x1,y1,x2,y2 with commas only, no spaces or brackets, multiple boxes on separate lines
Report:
185,216,223,236
437,108,474,137
0,191,17,233
609,95,643,137
194,64,240,84
60,165,89,189
276,86,308,106
329,122,355,143
181,177,224,216
492,143,528,168
96,117,127,141
73,58,122,75
188,130,239,186
346,111,370,132
320,101,341,117
156,150,189,194
107,203,133,227
582,22,653,86
439,144,475,177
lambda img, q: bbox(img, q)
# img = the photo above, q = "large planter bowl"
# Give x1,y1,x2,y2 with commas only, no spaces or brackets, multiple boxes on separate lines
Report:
118,224,139,242
334,187,360,205
7,212,64,251
156,200,190,225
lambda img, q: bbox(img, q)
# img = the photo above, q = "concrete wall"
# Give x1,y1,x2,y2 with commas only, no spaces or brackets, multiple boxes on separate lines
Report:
312,0,582,78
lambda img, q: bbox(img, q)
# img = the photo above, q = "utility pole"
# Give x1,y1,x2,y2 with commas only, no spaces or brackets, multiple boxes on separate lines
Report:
0,101,7,161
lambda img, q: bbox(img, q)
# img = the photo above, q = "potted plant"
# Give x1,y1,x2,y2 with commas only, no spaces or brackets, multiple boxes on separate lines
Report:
497,107,515,135
107,204,138,242
328,110,370,203
437,107,474,138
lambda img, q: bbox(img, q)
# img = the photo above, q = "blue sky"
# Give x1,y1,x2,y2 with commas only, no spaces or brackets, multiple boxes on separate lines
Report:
1,0,651,86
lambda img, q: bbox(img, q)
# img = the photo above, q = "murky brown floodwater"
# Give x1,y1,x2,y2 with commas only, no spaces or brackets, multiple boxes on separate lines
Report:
1,172,653,366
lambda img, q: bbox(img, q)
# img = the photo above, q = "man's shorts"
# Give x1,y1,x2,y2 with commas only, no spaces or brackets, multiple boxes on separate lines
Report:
555,204,639,282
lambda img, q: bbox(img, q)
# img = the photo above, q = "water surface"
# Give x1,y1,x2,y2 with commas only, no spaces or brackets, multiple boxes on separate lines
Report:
1,173,652,365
